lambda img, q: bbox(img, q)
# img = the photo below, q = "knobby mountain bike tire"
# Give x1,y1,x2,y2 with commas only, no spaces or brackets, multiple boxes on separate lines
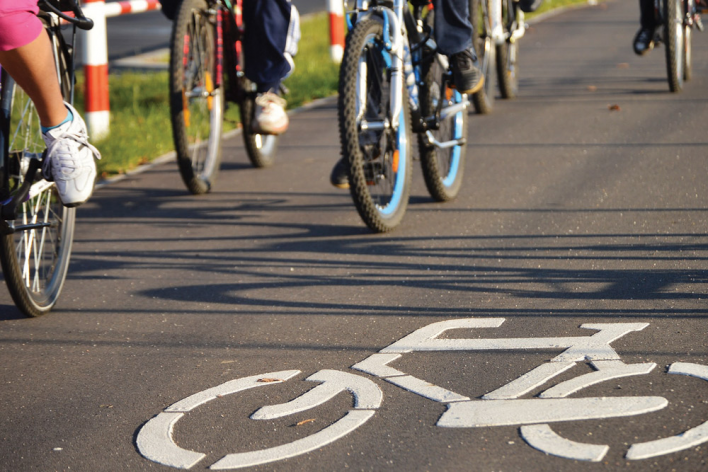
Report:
0,31,76,318
418,54,468,202
496,0,519,99
664,0,685,92
240,79,279,168
170,0,223,195
338,16,413,233
471,0,497,114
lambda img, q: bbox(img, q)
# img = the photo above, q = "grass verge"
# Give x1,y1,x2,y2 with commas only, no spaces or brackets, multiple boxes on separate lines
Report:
89,0,594,177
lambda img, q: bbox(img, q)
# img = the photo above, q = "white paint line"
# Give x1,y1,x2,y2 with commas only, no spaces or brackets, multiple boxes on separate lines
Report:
379,320,648,364
351,353,404,377
626,363,708,460
437,396,668,428
521,424,609,462
165,370,301,412
380,318,505,353
209,410,376,470
251,370,382,420
540,361,656,399
385,375,469,403
136,412,205,469
483,362,575,400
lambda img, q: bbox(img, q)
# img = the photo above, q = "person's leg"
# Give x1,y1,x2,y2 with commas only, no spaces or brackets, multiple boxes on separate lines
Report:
242,0,292,93
431,0,484,95
432,0,473,56
634,0,657,55
0,7,100,207
0,31,68,127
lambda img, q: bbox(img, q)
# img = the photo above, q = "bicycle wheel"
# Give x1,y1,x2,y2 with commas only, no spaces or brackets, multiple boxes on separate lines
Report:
170,0,223,195
496,0,519,99
418,55,468,202
664,0,685,92
240,79,279,168
0,67,76,317
683,0,693,81
338,17,413,233
471,0,497,114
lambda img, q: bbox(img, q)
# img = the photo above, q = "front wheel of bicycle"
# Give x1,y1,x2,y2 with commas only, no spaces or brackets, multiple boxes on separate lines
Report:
338,16,413,233
240,79,279,168
664,0,685,92
418,56,468,202
497,0,520,99
0,74,76,317
471,0,497,114
170,0,223,195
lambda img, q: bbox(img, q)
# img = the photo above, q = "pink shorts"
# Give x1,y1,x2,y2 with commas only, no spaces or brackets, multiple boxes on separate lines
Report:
0,1,42,52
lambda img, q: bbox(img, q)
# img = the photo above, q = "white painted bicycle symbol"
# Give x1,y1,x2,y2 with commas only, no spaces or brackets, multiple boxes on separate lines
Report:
136,319,708,469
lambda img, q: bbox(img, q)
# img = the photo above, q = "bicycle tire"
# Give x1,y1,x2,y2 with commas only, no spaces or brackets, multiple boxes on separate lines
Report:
664,0,684,92
683,0,693,81
0,33,76,318
471,0,497,114
169,0,223,194
418,54,468,202
496,0,519,99
338,16,413,233
240,79,279,168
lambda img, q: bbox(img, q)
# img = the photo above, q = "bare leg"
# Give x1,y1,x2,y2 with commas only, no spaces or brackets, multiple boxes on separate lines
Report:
0,30,67,127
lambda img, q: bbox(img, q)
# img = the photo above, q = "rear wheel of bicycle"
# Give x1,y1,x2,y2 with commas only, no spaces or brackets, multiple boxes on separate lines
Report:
240,79,279,168
683,0,693,81
418,56,468,202
471,0,497,114
339,17,413,233
497,0,519,99
0,72,76,317
664,0,685,92
170,0,223,194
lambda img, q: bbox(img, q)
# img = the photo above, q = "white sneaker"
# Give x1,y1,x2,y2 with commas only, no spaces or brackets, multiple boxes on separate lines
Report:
42,102,101,207
252,92,288,135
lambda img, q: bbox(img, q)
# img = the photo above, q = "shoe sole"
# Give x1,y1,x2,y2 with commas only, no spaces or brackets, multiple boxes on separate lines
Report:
462,76,485,95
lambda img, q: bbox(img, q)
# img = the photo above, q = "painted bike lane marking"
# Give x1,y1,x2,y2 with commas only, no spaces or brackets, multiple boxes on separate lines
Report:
137,318,708,468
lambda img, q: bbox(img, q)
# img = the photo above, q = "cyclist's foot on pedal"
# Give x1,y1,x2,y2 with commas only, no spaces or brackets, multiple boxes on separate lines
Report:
633,28,655,56
450,48,484,94
253,92,289,135
330,157,349,189
42,102,101,208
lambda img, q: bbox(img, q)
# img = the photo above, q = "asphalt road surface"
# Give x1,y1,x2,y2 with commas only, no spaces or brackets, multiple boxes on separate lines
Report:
3,0,708,471
104,0,325,60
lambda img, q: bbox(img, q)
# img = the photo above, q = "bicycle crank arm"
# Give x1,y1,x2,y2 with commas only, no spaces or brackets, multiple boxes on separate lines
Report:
437,396,668,428
425,130,466,149
1,154,43,222
440,100,470,121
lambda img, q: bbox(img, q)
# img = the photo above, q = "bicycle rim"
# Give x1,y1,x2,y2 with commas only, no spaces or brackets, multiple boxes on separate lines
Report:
0,77,75,317
497,0,519,99
664,0,684,92
471,0,496,114
170,0,223,194
339,17,412,233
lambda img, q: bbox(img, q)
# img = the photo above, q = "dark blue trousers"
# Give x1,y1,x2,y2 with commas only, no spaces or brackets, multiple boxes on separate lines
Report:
432,0,474,56
243,0,292,92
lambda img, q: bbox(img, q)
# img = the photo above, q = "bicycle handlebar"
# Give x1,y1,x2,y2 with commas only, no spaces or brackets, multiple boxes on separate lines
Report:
38,0,95,30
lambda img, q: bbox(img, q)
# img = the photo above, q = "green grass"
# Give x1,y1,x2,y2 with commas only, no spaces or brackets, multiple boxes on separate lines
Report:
89,1,591,177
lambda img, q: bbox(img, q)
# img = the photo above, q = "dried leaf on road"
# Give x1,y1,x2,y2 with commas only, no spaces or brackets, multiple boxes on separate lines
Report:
609,104,621,111
294,419,316,427
258,378,281,383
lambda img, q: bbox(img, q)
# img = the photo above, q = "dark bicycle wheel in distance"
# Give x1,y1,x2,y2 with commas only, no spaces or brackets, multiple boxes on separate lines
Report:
170,0,224,194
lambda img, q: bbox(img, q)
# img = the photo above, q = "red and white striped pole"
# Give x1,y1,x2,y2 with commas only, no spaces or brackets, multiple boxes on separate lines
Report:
80,0,110,140
328,0,345,63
